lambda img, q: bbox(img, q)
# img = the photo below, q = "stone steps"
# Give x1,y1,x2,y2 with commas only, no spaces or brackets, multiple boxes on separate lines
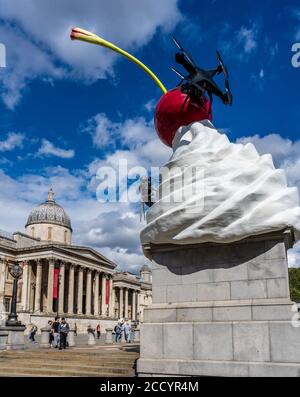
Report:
0,350,138,377
0,366,131,377
0,358,135,369
0,353,138,364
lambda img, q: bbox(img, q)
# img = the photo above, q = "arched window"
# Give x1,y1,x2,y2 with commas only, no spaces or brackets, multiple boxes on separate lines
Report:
64,230,68,244
31,227,35,238
48,227,52,240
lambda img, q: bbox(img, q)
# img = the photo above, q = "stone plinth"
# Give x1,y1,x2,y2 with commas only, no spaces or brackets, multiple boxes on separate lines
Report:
5,325,26,350
138,229,300,377
68,328,76,347
87,326,96,346
0,328,8,350
105,328,114,344
40,325,51,348
133,328,140,343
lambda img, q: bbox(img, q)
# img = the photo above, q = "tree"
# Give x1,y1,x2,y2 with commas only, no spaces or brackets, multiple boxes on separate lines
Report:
289,268,300,302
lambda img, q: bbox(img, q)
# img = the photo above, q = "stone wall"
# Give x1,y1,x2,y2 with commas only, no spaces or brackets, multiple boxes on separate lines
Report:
138,230,300,377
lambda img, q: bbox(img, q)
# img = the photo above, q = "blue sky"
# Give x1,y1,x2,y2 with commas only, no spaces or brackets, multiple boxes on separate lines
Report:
0,0,299,271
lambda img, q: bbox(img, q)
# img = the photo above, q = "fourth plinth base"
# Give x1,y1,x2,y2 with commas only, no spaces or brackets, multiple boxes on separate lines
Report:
137,229,300,377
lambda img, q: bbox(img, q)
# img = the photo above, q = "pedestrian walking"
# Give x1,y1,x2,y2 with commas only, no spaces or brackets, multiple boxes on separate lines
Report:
115,321,123,343
59,318,70,350
96,324,101,339
52,316,61,348
29,323,38,342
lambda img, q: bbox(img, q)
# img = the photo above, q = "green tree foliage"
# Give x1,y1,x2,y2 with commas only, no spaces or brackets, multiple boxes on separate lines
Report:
289,268,300,302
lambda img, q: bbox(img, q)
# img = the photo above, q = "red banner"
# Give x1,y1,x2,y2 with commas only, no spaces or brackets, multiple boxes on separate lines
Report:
53,268,60,299
106,278,110,305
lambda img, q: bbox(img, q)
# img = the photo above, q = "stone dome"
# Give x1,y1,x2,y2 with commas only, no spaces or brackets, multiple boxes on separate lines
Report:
140,264,150,272
26,189,72,231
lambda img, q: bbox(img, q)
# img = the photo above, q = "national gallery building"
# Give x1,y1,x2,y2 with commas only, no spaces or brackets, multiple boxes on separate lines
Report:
0,190,152,332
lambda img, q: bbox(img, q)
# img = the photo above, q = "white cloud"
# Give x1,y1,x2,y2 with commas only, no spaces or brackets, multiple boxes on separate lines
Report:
237,133,300,267
144,99,156,113
83,113,118,149
0,23,65,109
220,23,259,61
237,26,257,54
288,244,300,268
0,132,24,151
37,139,75,159
259,69,264,78
0,0,181,108
83,113,171,164
84,114,155,150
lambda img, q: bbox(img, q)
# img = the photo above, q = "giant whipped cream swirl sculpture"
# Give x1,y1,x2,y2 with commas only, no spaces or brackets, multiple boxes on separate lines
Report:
141,120,300,246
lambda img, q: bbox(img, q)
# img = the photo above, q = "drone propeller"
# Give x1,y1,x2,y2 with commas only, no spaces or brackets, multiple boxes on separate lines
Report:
172,37,197,68
216,50,229,79
171,67,185,80
216,50,232,106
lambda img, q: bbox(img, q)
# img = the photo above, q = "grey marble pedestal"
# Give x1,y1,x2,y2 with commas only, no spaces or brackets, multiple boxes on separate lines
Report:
4,325,26,350
137,228,300,377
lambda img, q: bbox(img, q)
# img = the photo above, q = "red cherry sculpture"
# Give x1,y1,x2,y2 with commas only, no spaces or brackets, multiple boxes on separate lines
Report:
154,88,212,147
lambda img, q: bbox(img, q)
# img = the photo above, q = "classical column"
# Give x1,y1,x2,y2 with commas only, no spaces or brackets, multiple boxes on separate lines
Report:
58,262,65,314
119,287,124,319
34,260,42,313
109,277,114,317
137,293,142,322
68,264,75,314
77,267,83,315
101,273,107,316
86,269,92,315
21,261,30,311
124,288,129,319
27,264,33,312
47,258,55,313
94,271,100,316
132,290,136,321
0,258,7,310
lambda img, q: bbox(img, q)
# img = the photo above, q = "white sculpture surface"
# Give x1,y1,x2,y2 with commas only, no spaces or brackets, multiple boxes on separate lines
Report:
141,120,300,245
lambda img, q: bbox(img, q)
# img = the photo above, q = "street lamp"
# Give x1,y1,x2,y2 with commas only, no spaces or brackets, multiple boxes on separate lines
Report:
6,262,23,327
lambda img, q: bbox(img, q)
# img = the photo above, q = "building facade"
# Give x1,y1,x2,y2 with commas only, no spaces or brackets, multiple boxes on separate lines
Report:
0,190,152,333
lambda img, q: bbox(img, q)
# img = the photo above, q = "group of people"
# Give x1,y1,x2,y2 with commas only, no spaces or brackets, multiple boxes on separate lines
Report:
47,317,70,350
28,319,134,346
113,319,133,343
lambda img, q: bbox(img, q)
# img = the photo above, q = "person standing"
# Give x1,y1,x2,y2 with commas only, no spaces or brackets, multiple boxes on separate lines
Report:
52,316,61,348
48,320,54,347
59,318,70,350
96,324,101,339
124,322,132,343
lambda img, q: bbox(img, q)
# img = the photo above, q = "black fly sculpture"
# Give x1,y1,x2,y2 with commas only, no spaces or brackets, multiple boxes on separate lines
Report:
172,37,233,110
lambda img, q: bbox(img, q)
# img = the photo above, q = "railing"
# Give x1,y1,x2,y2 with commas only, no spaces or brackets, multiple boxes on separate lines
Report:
0,229,13,240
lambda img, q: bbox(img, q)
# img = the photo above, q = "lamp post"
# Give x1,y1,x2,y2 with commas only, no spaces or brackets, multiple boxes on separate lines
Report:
6,262,23,327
